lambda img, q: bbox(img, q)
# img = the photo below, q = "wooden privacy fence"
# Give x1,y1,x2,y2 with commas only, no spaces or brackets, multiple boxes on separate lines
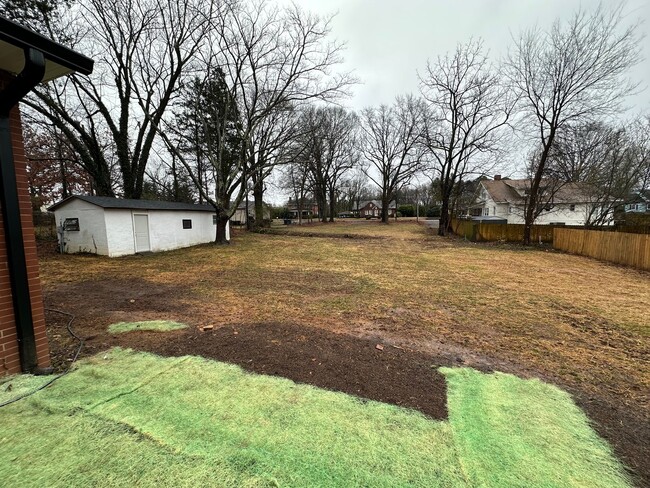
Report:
553,228,650,271
450,218,555,243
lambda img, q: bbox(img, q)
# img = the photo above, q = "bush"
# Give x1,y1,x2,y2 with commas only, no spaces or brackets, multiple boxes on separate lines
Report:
426,206,441,218
398,205,415,217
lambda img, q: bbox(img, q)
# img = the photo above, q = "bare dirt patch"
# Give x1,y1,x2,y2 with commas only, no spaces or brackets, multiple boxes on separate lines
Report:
114,323,450,420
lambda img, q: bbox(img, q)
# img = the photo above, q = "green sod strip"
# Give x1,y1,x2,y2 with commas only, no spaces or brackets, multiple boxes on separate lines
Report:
441,367,631,488
0,374,52,400
107,320,188,333
0,349,631,487
0,349,466,487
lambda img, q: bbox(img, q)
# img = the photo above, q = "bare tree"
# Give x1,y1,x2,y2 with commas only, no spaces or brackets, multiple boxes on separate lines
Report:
248,103,299,227
210,0,355,227
419,40,513,236
517,148,572,227
339,171,371,214
295,106,358,222
360,95,424,223
633,115,650,192
506,3,642,243
547,120,649,226
158,1,353,241
22,0,217,198
282,160,312,225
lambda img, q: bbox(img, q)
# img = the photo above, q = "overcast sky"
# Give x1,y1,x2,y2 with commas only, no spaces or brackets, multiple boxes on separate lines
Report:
269,0,650,202
300,0,650,113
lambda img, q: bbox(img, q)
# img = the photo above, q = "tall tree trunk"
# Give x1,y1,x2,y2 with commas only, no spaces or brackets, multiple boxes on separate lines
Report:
297,198,303,225
328,187,336,222
253,180,266,228
316,185,327,222
438,198,450,236
381,194,390,223
59,160,68,199
523,131,555,245
215,214,230,244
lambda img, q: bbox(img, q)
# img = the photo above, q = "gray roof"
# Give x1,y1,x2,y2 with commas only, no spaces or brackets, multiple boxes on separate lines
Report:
357,200,397,210
480,179,594,205
636,189,650,202
49,195,215,212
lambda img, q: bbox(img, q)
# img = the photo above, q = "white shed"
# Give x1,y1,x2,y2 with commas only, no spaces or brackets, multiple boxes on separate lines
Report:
49,196,229,257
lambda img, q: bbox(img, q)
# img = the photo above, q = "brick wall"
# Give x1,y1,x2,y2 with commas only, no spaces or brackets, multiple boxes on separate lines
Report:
0,100,51,375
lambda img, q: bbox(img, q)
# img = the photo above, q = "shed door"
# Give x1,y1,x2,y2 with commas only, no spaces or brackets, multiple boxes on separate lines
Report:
133,214,150,252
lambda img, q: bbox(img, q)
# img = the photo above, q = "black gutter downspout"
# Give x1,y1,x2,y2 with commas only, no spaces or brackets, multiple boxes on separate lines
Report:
0,48,45,373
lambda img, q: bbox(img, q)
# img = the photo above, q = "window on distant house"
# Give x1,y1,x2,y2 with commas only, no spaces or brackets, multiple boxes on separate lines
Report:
492,207,496,215
182,219,192,229
570,204,576,211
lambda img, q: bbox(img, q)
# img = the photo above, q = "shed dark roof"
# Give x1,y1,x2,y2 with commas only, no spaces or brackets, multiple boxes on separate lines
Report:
0,16,94,82
49,195,215,212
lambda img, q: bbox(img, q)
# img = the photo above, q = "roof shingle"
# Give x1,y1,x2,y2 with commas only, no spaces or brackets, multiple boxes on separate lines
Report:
49,195,215,212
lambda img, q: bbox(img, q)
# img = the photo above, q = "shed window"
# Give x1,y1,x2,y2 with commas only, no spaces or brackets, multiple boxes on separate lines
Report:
570,204,576,211
63,218,79,231
213,215,217,225
182,219,192,229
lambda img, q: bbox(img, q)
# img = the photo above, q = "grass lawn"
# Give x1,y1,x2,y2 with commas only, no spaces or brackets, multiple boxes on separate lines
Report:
40,220,650,406
37,220,650,482
107,320,188,333
0,349,630,487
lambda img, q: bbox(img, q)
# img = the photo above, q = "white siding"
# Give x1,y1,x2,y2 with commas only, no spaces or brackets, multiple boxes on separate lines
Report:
53,200,108,254
104,209,137,257
503,203,593,225
55,200,231,257
147,210,225,252
232,208,247,224
104,209,230,257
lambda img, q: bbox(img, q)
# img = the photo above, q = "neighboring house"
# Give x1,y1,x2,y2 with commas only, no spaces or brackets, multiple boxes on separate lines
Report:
624,190,650,213
0,17,93,375
286,198,318,219
49,196,229,257
231,201,271,225
357,200,397,218
469,176,612,226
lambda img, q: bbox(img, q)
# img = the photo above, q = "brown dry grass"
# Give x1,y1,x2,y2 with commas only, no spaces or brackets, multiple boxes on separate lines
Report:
40,220,649,422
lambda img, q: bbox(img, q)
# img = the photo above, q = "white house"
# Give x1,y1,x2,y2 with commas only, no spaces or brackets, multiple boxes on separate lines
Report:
469,177,612,226
624,190,650,214
49,196,229,257
231,201,271,225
